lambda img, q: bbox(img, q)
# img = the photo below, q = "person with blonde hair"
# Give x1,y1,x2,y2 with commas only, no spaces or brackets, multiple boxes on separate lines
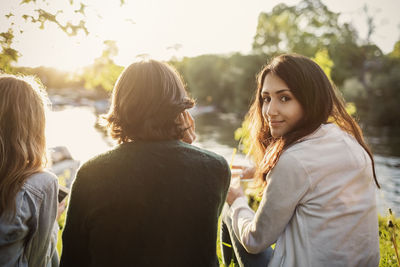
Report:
60,60,230,267
0,75,60,266
222,54,380,266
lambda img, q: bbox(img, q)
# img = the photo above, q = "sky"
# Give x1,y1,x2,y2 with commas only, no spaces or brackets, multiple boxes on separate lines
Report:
1,0,399,71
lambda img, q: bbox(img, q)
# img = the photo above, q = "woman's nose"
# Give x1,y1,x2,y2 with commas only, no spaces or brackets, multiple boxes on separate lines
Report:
266,99,279,117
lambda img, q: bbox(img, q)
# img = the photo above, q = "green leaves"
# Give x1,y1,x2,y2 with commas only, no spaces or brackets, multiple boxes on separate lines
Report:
379,214,400,266
312,49,333,80
82,41,124,92
20,0,35,4
252,0,348,59
0,29,19,72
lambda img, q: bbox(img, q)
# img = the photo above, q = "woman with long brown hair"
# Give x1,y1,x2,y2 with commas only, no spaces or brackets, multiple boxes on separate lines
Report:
0,75,60,266
222,54,380,266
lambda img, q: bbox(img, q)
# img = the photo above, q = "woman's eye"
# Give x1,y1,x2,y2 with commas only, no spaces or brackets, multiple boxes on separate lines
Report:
263,96,271,103
281,96,290,102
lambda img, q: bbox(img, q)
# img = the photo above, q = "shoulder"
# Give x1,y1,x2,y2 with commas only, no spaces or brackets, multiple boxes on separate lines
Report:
27,170,58,183
284,124,346,158
287,123,369,165
272,151,310,179
266,151,311,200
76,146,122,176
182,141,227,162
23,170,58,199
178,141,230,171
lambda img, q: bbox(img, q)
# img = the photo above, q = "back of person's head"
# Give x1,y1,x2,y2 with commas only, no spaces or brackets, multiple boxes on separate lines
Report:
0,74,48,217
105,59,194,143
248,53,379,188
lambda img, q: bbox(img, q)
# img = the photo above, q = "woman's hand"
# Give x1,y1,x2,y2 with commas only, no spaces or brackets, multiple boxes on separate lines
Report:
57,199,66,221
232,165,256,180
178,110,196,144
226,178,245,206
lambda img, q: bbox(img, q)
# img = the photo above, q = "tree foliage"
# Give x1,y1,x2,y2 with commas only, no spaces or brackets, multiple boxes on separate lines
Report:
171,53,265,113
312,49,333,80
16,65,82,89
0,29,19,72
252,0,344,57
1,0,90,71
81,40,123,92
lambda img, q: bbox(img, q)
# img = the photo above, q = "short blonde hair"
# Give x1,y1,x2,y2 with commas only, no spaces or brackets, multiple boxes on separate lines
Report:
0,74,49,217
105,60,194,143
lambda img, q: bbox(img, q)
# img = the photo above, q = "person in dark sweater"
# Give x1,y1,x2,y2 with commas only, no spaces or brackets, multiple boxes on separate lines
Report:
60,60,231,267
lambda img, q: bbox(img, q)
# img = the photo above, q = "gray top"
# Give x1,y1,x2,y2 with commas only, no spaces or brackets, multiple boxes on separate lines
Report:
228,123,379,267
0,171,59,267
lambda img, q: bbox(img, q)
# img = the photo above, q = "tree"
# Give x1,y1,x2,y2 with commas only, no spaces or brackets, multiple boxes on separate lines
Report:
0,0,126,71
251,0,372,87
364,60,400,127
81,40,123,92
0,29,19,72
252,0,344,57
312,49,333,80
389,40,400,59
171,53,266,113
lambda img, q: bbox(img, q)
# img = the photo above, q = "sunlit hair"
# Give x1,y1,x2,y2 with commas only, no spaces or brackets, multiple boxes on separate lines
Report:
105,59,195,143
0,74,49,217
247,54,379,190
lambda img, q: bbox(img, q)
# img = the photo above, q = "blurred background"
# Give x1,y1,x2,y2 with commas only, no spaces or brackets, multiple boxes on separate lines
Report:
1,0,399,215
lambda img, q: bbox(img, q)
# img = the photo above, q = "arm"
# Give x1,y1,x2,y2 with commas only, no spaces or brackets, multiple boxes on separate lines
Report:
227,153,311,253
27,173,59,267
231,165,255,180
60,169,90,267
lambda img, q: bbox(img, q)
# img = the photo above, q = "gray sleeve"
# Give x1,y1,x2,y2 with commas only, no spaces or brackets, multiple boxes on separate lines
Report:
27,173,59,267
228,153,311,253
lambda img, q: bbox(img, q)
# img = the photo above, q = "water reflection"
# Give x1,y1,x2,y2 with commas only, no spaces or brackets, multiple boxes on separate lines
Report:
46,106,113,163
193,112,252,167
364,126,400,158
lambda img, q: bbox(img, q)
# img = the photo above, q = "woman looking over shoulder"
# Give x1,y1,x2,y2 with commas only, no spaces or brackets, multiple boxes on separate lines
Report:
222,54,380,267
0,75,61,267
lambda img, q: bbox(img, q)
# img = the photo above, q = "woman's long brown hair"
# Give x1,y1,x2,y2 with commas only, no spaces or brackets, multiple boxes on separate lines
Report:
247,54,380,190
0,75,48,218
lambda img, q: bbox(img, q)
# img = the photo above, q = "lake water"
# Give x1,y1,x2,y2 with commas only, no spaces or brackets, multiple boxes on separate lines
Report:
46,106,400,216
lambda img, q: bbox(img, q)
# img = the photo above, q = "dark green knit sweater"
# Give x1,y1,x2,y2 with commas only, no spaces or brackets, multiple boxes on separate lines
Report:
60,140,230,267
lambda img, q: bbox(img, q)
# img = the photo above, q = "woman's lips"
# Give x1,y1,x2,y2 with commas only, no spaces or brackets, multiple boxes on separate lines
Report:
269,120,284,127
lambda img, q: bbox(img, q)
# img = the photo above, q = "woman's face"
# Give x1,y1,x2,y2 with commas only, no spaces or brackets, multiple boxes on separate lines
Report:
261,73,304,138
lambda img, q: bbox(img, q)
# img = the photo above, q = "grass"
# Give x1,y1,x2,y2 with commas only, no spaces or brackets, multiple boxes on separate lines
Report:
379,212,400,266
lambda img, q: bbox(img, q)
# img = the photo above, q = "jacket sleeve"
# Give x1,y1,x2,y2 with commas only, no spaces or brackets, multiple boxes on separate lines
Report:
59,168,90,267
27,173,59,267
227,152,311,253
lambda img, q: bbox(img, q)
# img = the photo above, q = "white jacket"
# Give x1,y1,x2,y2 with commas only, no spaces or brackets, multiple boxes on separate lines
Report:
228,123,380,267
